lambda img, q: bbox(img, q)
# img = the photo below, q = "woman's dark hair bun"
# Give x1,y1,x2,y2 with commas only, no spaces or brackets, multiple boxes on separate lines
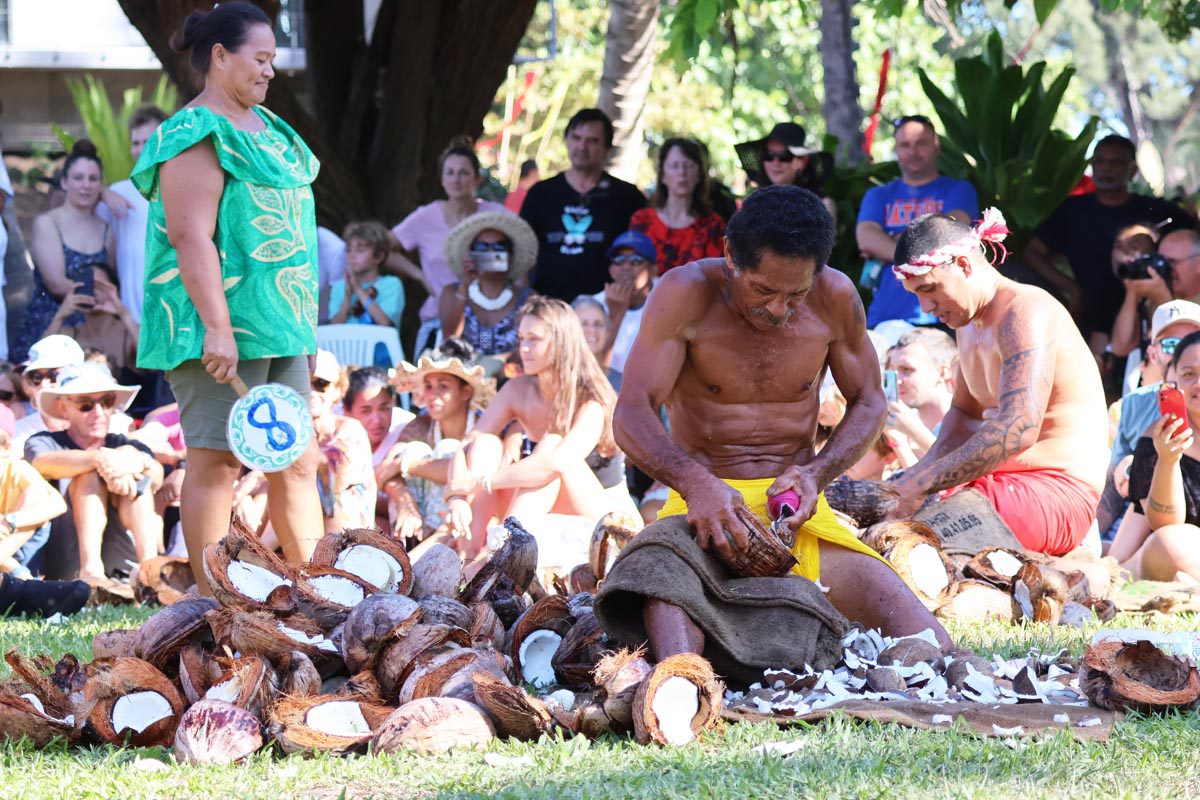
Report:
447,135,476,150
170,2,272,75
70,139,98,158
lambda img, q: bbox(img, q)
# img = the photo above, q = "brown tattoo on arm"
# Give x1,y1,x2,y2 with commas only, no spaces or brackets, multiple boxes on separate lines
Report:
1148,498,1179,514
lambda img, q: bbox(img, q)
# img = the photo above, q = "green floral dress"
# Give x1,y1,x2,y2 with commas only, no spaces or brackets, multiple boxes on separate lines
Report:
133,105,320,371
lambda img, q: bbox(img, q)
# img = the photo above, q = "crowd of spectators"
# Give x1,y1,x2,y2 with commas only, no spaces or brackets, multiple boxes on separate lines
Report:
3,95,1200,619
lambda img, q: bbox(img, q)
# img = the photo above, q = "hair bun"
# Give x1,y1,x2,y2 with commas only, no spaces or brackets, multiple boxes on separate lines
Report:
70,139,98,158
447,134,476,150
169,9,206,53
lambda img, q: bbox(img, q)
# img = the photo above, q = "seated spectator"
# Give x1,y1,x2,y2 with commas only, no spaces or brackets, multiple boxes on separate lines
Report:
0,363,26,421
25,364,162,585
42,264,138,373
504,159,539,214
629,138,724,275
12,335,125,451
446,297,637,559
316,226,346,323
329,221,405,328
734,122,836,221
883,327,957,459
1109,330,1200,580
571,296,622,391
0,405,68,580
382,344,496,541
590,230,656,376
343,367,414,467
845,433,901,481
309,350,376,531
439,211,537,357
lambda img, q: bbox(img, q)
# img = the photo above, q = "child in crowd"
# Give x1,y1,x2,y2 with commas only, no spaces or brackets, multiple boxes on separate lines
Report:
329,221,405,328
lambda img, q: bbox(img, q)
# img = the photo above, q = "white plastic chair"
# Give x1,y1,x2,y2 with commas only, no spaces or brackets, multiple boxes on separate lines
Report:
316,324,405,369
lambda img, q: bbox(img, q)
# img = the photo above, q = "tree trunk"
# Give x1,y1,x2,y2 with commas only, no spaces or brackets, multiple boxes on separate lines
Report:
116,0,538,229
818,0,865,165
598,0,659,183
1093,3,1146,146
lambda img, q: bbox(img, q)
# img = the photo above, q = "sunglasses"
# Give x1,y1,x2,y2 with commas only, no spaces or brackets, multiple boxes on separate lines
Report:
1159,337,1182,355
0,391,13,402
23,369,58,384
761,150,796,164
611,254,648,267
469,240,512,253
311,378,333,392
893,114,934,130
68,394,117,413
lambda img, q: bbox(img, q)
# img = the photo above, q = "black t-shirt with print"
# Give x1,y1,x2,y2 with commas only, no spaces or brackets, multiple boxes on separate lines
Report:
520,172,646,301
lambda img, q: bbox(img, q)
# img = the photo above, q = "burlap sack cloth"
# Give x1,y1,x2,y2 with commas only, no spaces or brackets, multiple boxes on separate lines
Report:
594,515,850,685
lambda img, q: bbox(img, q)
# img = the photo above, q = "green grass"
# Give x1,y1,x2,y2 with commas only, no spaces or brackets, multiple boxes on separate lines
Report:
2,606,1199,799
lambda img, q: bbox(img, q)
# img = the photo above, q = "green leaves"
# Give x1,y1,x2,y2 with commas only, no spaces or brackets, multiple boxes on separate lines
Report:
662,0,739,70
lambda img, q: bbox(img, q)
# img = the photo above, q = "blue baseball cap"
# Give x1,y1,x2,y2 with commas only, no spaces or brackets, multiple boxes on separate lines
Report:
606,230,657,265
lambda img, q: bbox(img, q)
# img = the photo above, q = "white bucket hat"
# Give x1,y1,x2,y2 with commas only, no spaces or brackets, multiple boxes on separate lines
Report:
36,363,138,421
23,334,85,372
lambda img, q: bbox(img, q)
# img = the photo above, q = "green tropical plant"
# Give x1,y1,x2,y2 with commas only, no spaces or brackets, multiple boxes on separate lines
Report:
918,31,1098,252
51,74,178,182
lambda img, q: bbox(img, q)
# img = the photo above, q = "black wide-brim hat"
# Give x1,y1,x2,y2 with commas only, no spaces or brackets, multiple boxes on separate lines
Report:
735,122,834,190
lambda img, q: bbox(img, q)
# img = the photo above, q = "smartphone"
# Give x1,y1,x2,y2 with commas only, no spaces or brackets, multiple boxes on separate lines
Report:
882,369,898,403
1159,383,1189,430
75,268,96,298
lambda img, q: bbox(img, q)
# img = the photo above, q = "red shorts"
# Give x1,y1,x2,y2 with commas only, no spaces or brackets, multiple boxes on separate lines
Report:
959,469,1100,555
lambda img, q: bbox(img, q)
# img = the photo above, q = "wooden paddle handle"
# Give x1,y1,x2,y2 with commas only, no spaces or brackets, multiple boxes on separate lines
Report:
230,376,250,397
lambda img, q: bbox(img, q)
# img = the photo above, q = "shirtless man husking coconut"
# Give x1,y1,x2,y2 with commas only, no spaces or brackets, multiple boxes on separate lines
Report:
592,186,952,674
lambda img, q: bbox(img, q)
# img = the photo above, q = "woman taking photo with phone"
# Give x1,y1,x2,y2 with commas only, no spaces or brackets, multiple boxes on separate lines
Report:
1110,329,1200,581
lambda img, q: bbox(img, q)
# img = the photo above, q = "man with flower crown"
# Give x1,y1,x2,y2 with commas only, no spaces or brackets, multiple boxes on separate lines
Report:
886,209,1110,556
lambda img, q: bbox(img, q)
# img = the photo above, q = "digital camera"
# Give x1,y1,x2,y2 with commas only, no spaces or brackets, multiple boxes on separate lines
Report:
1117,252,1172,284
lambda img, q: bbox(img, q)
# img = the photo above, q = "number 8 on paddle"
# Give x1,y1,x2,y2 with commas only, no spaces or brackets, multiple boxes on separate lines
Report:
227,376,313,473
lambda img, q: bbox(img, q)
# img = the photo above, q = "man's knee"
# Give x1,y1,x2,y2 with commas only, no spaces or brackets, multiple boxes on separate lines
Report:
68,470,105,499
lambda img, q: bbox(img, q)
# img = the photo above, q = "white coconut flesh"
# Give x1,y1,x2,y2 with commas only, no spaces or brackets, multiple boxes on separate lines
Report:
986,550,1024,578
304,700,371,737
308,575,365,606
1013,581,1034,619
544,689,576,711
907,543,949,597
111,691,173,734
227,560,292,602
651,676,700,746
278,623,339,653
517,630,562,688
17,693,72,724
205,677,243,704
335,545,403,592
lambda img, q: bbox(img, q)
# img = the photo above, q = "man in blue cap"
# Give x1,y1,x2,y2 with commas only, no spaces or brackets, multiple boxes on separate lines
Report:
591,230,658,374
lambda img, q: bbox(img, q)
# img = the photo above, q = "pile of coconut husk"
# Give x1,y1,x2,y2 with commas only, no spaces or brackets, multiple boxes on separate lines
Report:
0,514,730,760
858,521,1122,627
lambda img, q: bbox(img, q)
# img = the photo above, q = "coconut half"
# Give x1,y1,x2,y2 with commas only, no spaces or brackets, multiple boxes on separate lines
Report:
308,575,366,606
277,623,339,653
173,699,263,765
631,654,722,746
335,545,403,593
269,695,393,755
372,697,494,755
305,699,372,737
907,543,950,598
311,528,412,595
227,561,291,602
112,691,174,735
84,658,185,748
517,631,562,689
650,676,700,745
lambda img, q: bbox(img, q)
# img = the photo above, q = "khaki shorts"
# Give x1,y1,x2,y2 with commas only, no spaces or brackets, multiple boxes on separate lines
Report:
167,356,311,451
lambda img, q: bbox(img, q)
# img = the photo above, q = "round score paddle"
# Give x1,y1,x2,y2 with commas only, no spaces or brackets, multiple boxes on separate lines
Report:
226,376,313,473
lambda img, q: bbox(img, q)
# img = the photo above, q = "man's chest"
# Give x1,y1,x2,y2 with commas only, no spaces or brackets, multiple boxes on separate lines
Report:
683,321,830,400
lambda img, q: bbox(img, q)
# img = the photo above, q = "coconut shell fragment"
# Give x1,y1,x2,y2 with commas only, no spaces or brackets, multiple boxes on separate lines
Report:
588,511,642,581
410,544,463,599
269,695,393,754
417,595,474,631
824,479,901,529
92,630,138,661
310,528,413,595
293,564,376,629
173,699,263,765
593,648,652,730
1082,640,1200,713
962,547,1029,590
461,517,538,602
132,595,219,672
470,672,555,740
713,506,796,578
202,533,297,613
934,580,1016,624
375,624,471,701
372,697,494,755
631,654,723,746
5,650,77,722
83,657,186,748
132,555,196,605
340,593,422,673
1012,563,1070,624
552,613,607,689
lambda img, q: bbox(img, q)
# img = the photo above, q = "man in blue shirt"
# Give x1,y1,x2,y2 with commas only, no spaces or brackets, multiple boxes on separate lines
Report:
856,116,978,327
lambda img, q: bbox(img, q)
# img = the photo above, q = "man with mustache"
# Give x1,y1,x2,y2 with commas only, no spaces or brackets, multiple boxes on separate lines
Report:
595,185,950,672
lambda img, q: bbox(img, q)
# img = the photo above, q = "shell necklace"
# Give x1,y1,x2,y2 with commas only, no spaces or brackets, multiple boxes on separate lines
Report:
468,280,513,311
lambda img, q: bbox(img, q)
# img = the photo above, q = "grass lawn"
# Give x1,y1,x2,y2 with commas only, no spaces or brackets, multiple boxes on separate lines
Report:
1,604,1199,799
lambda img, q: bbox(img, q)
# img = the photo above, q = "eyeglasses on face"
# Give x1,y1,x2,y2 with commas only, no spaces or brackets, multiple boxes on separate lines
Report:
68,394,117,413
0,390,15,402
311,378,333,393
469,240,512,253
23,369,58,385
761,149,796,164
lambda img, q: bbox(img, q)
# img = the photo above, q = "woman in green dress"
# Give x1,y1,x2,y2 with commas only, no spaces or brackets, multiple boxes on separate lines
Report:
134,2,324,592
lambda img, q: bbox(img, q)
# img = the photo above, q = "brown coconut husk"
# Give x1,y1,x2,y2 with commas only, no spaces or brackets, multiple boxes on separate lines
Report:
132,595,219,673
552,613,607,689
293,564,377,630
962,546,1030,590
417,595,474,630
461,516,538,603
1013,562,1071,624
711,506,796,578
487,580,528,629
410,544,464,599
588,511,643,581
177,643,213,705
4,650,76,721
269,695,394,755
470,671,555,740
92,629,138,660
592,647,652,730
886,533,953,609
277,651,323,698
397,647,479,705
508,595,573,666
372,697,494,755
202,532,297,613
631,653,723,746
0,693,75,745
132,555,196,605
310,527,413,594
204,655,278,720
1085,597,1118,622
1083,640,1200,713
173,699,264,765
83,657,186,747
375,624,471,701
566,592,595,619
340,593,423,673
205,608,341,666
934,580,1017,623
468,603,505,650
860,520,940,557
568,564,599,594
335,670,387,705
823,479,901,528
438,648,511,704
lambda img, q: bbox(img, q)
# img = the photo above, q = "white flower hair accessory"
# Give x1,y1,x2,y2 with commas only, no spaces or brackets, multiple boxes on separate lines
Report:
892,207,1010,279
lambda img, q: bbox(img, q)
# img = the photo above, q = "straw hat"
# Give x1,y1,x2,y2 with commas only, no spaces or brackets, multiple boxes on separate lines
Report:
392,354,496,411
443,211,538,281
36,363,139,421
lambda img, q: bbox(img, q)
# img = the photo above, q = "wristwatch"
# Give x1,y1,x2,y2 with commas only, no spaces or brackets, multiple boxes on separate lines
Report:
3,513,18,534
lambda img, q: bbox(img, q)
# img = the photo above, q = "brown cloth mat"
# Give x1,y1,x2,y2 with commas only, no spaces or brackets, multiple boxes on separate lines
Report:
723,699,1120,741
915,488,1022,556
594,514,849,685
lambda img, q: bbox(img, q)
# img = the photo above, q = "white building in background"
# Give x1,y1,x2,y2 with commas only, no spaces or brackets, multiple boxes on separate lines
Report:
0,0,309,150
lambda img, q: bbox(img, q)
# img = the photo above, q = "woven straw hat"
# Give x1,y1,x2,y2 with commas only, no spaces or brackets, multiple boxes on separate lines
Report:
392,354,496,411
443,210,538,281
